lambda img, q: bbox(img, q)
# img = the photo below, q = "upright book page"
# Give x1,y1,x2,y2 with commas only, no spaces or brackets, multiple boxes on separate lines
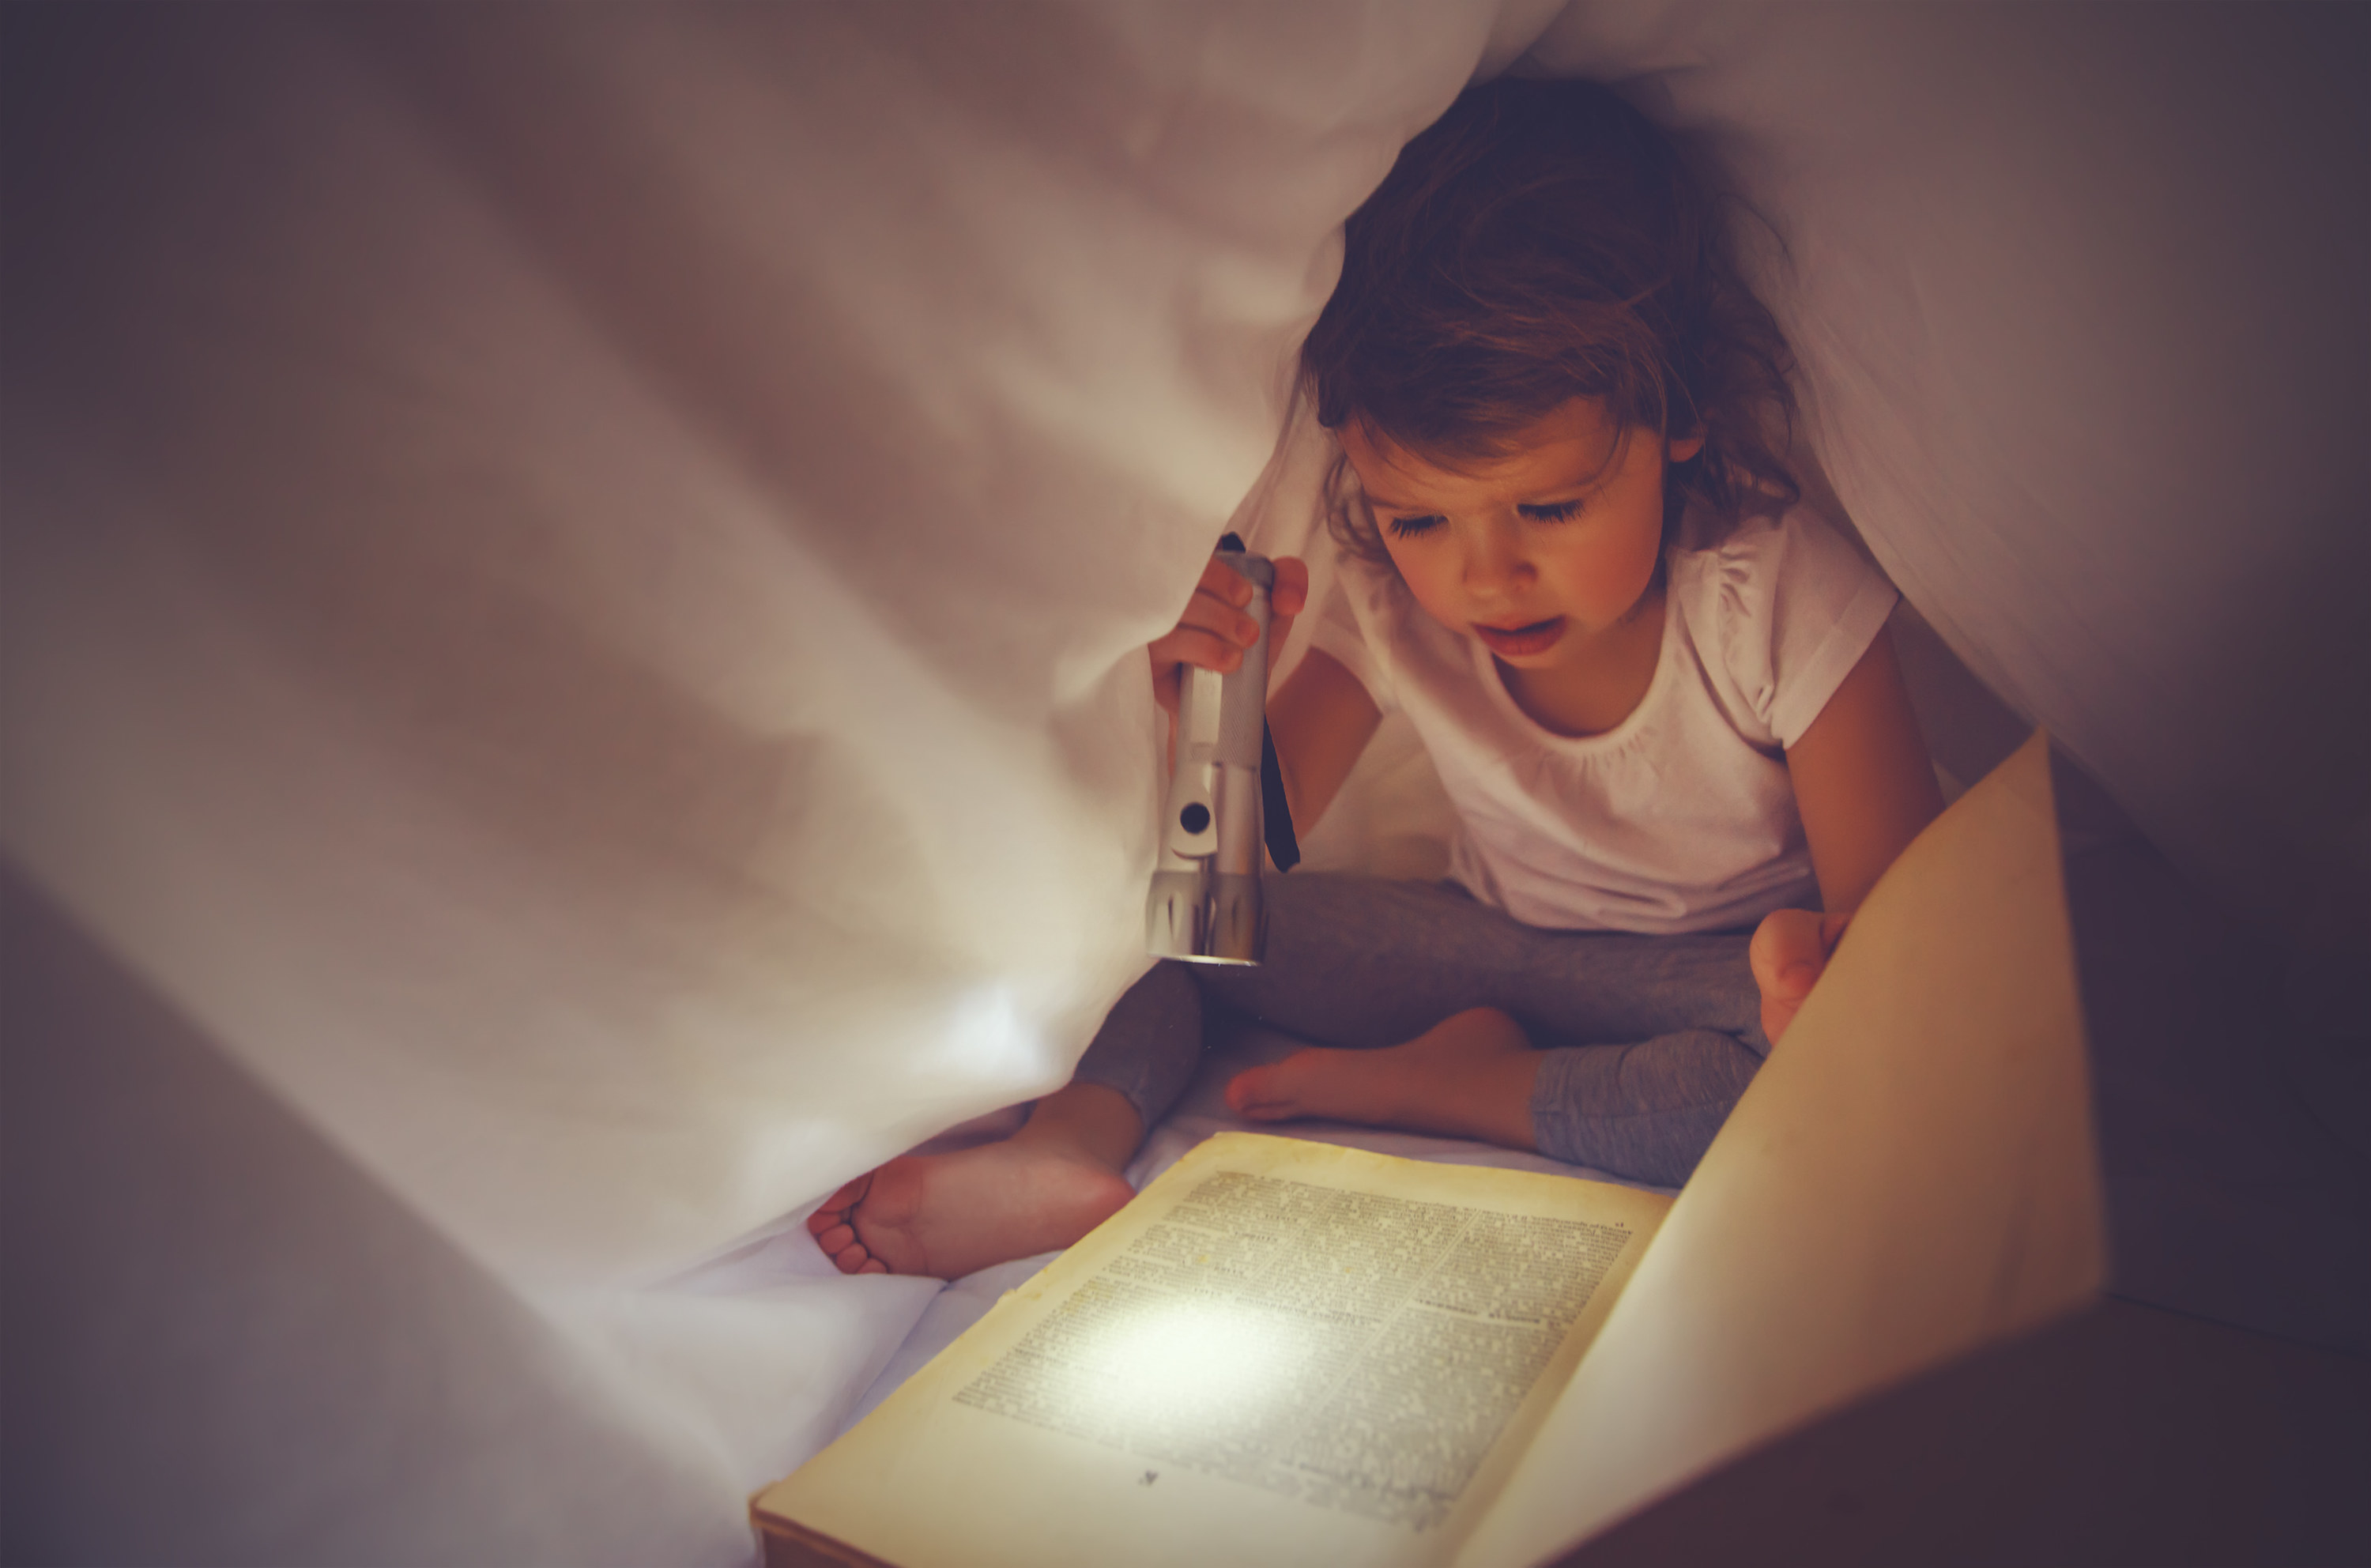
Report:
759,1134,1672,1568
1458,731,2105,1568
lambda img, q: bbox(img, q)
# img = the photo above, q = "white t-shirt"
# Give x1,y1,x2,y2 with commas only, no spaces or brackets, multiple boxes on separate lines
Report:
1308,506,1898,934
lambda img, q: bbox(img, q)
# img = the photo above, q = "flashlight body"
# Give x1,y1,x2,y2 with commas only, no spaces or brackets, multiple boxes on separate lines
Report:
1147,547,1273,965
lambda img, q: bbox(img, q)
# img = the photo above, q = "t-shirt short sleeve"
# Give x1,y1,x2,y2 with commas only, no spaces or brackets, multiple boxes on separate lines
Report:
1306,560,1398,714
1702,510,1899,750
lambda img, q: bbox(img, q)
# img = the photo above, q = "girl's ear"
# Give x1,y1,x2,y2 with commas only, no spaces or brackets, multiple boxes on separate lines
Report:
1667,429,1706,464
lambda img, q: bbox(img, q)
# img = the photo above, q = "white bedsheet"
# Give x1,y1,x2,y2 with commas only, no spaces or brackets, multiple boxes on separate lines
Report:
2,3,2361,1562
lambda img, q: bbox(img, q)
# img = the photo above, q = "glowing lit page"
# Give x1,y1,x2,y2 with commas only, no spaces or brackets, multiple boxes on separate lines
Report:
758,1134,1671,1568
1459,732,2105,1567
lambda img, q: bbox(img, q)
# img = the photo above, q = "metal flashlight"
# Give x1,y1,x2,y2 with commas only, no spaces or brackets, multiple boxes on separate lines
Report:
1146,540,1290,965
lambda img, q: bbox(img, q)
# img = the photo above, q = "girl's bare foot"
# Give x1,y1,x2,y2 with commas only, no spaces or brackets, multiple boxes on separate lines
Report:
1224,1006,1542,1152
806,1084,1141,1280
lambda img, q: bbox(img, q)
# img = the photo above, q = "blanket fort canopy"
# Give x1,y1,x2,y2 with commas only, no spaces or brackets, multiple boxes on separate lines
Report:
2,3,2362,1563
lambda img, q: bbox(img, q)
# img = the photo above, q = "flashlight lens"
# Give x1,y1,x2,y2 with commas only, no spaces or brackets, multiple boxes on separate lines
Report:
1180,803,1211,834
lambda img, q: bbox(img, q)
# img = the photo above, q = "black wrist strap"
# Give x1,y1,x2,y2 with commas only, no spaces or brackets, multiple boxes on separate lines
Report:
1261,720,1300,873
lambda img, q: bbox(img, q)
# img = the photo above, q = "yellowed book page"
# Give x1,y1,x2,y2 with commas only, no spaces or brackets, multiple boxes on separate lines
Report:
1458,731,2105,1568
756,1133,1671,1568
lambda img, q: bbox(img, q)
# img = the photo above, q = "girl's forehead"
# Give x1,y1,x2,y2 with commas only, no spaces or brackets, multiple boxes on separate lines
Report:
1344,400,1630,507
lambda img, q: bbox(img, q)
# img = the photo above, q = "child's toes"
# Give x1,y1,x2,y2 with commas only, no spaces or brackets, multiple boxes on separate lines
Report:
1226,1067,1292,1118
1223,1068,1261,1114
816,1173,872,1216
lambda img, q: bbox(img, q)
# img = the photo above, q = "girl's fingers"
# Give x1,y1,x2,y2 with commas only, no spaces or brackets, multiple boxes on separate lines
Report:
1750,908,1821,1046
1148,628,1246,677
1269,556,1310,619
1749,909,1820,993
1750,907,1853,1045
1189,552,1306,642
1198,554,1254,605
1265,557,1310,654
1189,591,1265,648
1150,552,1310,710
1159,585,1264,658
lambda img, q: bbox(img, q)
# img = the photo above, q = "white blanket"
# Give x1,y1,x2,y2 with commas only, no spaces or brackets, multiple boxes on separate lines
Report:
2,3,2361,1562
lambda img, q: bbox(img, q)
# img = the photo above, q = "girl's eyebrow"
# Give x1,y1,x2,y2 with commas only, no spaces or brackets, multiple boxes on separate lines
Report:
1367,477,1598,512
1519,481,1602,507
1363,487,1590,514
1359,438,1620,513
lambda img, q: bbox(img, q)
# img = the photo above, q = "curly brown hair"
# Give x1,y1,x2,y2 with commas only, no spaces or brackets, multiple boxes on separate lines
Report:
1302,77,1801,565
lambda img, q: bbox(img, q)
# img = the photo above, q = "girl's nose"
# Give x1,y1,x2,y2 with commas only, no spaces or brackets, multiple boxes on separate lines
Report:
1461,519,1536,597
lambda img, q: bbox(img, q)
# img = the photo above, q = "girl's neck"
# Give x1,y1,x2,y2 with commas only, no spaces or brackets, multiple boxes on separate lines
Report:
1496,586,1667,740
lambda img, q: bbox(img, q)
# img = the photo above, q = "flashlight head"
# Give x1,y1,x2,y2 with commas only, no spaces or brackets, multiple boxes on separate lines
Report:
1147,868,1265,965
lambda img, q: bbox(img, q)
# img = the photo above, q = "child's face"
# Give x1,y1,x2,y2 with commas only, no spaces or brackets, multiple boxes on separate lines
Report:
1341,399,1703,672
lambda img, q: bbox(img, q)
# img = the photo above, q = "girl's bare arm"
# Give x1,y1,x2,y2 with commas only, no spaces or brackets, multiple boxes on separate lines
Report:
1264,646,1382,836
1755,625,1944,1040
1787,624,1944,916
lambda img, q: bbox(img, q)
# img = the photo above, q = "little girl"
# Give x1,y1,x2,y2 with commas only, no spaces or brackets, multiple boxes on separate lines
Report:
812,77,1940,1279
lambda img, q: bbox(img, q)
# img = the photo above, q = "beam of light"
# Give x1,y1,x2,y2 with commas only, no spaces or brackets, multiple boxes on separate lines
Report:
922,983,1054,1085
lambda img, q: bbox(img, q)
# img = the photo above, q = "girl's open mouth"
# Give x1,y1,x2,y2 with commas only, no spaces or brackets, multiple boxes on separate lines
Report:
1473,616,1566,658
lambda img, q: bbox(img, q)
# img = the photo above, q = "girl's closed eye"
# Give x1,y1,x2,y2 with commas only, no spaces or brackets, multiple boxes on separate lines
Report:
1385,513,1445,539
1517,498,1587,522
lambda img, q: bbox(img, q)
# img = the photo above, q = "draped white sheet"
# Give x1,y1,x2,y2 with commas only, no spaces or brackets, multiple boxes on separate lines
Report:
2,2,2362,1562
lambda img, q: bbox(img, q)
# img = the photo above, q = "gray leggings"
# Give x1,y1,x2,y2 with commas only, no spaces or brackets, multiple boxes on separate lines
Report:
1074,873,1773,1187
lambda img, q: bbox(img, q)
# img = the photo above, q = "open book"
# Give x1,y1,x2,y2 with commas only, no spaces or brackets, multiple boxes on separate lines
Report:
754,733,2104,1568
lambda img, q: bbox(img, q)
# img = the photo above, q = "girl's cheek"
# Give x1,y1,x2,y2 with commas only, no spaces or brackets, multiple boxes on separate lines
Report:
1399,564,1471,635
1562,539,1653,622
